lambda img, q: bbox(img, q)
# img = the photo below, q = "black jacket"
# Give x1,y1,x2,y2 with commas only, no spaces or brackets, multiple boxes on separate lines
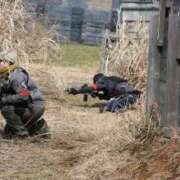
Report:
95,76,140,100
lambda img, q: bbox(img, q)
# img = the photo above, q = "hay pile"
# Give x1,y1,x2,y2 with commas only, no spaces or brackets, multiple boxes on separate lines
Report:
0,0,58,63
107,22,148,91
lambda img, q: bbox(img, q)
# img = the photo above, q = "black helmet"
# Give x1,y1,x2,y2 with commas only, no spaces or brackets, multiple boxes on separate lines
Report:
93,73,104,83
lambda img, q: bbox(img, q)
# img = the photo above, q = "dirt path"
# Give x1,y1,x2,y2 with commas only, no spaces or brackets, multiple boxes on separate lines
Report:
0,64,179,180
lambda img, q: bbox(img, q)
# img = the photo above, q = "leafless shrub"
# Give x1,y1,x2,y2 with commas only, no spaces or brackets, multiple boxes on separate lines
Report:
0,0,58,63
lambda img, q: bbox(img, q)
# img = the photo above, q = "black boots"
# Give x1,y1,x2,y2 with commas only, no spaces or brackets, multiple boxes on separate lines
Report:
3,124,29,139
3,118,50,139
28,118,50,138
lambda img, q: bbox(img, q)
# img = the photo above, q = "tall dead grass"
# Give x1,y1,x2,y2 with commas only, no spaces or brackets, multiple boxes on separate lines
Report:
0,0,58,63
107,22,148,91
104,22,162,142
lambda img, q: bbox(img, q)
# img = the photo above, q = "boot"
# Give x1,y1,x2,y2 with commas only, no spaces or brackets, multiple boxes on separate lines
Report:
28,118,50,138
3,124,29,139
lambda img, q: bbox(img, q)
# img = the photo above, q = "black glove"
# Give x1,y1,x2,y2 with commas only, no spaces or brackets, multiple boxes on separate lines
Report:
91,92,98,98
98,94,110,100
81,84,88,88
68,88,78,95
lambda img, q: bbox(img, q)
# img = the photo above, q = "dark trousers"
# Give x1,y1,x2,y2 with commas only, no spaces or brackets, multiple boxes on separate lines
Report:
1,103,45,135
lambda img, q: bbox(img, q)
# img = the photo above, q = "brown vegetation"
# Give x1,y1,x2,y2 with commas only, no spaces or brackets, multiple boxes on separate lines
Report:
0,0,58,63
0,64,178,179
108,22,149,91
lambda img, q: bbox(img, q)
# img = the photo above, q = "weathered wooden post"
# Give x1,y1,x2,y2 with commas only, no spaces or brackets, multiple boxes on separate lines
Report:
147,0,180,138
166,0,180,137
100,29,110,74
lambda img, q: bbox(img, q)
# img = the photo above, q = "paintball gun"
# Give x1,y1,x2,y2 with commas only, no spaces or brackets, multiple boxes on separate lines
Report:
65,83,103,102
65,84,90,102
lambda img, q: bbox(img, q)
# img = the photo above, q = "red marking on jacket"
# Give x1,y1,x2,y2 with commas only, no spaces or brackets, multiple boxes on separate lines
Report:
91,83,97,90
20,88,30,97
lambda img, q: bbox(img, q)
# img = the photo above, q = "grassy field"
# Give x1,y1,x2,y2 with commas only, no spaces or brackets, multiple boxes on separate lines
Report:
54,43,101,69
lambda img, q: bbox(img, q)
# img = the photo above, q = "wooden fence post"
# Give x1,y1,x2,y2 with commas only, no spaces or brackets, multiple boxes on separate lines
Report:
146,14,161,113
100,29,110,74
147,0,180,137
165,15,180,136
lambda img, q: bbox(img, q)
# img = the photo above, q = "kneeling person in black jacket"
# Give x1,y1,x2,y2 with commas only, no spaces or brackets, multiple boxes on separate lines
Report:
0,50,49,138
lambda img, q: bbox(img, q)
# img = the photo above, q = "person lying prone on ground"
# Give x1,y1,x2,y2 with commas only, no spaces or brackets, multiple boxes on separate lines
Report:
67,73,141,112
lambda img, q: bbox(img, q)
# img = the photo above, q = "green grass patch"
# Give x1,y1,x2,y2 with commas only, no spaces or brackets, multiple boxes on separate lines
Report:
53,43,101,68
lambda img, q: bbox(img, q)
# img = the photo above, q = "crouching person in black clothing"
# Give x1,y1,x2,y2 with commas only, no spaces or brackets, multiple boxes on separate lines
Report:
0,50,49,139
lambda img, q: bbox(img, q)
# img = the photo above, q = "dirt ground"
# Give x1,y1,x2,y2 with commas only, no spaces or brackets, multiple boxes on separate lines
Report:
0,64,179,180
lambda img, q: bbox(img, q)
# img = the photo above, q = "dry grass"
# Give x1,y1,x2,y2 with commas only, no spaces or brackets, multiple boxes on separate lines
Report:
0,63,175,179
0,2,177,179
0,3,165,177
107,22,149,91
0,0,58,63
43,64,151,179
103,22,162,145
41,24,160,177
